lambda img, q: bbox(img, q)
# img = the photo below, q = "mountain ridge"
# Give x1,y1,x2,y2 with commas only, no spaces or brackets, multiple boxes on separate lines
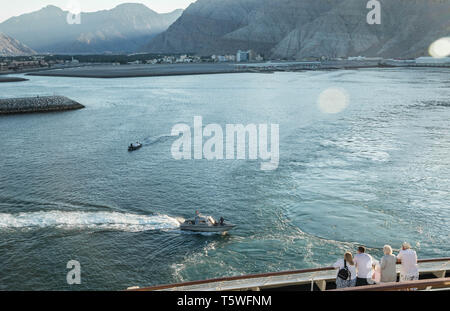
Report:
0,3,183,54
0,32,36,56
143,0,450,59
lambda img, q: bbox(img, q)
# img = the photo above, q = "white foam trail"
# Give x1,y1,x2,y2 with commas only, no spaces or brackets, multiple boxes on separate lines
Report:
0,211,180,232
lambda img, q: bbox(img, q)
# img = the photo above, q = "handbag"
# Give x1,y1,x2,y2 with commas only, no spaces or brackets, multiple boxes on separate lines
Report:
338,260,351,280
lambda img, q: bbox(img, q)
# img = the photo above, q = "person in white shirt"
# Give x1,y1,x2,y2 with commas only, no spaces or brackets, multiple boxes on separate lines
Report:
354,246,374,286
333,252,357,288
397,242,419,281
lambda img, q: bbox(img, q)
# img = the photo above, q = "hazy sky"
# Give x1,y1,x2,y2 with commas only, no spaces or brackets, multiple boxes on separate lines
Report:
0,0,196,22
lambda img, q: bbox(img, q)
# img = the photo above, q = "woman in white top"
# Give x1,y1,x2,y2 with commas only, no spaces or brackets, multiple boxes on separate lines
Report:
333,252,357,288
397,242,419,281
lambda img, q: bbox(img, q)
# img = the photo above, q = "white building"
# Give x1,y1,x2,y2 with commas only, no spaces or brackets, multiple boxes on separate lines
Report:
212,54,237,62
127,60,141,65
255,54,264,62
236,50,249,62
176,55,191,63
162,56,175,64
226,55,236,62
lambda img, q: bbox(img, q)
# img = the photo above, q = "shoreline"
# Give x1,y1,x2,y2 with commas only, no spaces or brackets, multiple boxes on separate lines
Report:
27,69,247,79
23,62,450,80
26,63,246,79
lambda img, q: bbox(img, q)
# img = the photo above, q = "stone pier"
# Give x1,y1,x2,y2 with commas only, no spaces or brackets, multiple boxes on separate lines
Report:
0,96,84,114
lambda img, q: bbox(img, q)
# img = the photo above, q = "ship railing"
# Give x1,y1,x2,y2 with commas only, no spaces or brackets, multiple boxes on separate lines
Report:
127,257,450,291
331,277,450,291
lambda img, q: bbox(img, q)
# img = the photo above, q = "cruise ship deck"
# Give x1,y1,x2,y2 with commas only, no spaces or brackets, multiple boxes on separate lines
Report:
128,258,450,291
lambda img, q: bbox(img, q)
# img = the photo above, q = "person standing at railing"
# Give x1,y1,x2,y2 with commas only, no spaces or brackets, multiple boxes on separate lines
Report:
354,246,374,286
397,242,419,282
333,252,357,288
380,245,397,283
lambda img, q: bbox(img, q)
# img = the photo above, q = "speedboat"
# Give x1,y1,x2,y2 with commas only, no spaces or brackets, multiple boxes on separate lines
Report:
179,216,235,232
128,142,142,151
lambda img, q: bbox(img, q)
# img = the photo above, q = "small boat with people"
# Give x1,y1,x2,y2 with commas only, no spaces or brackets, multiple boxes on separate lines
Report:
179,211,235,233
128,142,142,151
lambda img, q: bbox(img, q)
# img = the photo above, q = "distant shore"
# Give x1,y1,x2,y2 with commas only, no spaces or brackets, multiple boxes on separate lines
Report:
27,63,246,79
21,60,450,79
0,77,29,83
0,96,85,115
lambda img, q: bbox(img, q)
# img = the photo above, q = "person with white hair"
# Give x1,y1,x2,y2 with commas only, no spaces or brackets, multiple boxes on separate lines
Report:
397,242,419,282
380,245,397,283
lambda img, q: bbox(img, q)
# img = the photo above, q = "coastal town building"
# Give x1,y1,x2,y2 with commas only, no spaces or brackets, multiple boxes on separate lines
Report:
0,62,8,71
236,50,263,62
163,56,175,64
175,55,199,63
236,50,249,62
176,55,189,63
145,55,200,65
211,54,236,62
5,60,48,71
255,54,264,62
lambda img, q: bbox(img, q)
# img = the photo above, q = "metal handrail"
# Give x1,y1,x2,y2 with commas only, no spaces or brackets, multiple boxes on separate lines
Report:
129,257,450,291
331,277,450,291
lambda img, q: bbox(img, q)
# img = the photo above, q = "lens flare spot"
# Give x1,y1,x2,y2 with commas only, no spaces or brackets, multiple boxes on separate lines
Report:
317,87,349,114
429,37,450,58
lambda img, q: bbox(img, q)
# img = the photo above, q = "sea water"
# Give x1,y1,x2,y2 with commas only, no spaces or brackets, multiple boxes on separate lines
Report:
0,68,448,290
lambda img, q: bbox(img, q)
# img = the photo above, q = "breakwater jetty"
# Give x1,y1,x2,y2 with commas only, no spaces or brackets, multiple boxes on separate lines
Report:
0,96,84,115
0,77,28,83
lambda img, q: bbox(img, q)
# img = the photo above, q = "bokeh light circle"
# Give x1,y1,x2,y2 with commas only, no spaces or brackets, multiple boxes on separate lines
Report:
429,37,450,58
317,87,349,114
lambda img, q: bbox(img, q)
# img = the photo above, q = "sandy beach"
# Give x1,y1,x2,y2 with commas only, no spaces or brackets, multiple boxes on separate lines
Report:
27,63,246,79
23,61,407,80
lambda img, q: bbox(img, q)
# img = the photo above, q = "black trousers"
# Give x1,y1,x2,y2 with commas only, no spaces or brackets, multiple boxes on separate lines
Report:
356,277,369,286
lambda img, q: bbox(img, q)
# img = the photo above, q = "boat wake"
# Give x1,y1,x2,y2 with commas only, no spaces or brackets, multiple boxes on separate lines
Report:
143,134,174,146
0,211,180,232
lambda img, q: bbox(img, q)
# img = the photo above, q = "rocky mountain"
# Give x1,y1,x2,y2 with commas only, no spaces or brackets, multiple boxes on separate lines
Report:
143,0,450,59
0,3,183,54
0,32,35,56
